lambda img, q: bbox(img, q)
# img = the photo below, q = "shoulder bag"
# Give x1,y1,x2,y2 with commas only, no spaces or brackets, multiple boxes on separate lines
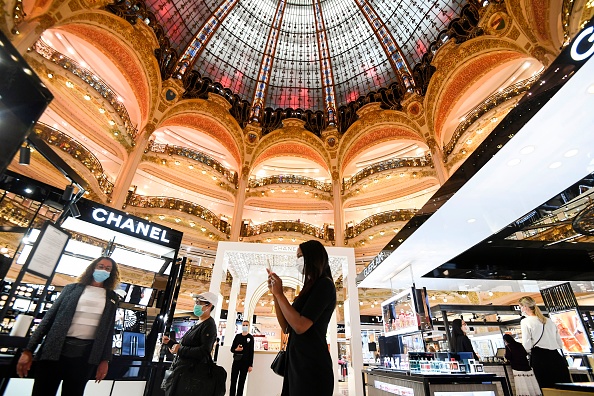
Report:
271,329,288,376
528,322,545,367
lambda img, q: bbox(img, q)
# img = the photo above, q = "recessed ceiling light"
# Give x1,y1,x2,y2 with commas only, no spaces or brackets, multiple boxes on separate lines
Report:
564,149,578,158
65,81,74,88
520,146,535,155
466,139,472,145
98,108,105,114
507,159,521,167
83,94,91,100
588,84,594,94
47,73,53,78
108,120,115,126
467,218,476,223
549,161,562,169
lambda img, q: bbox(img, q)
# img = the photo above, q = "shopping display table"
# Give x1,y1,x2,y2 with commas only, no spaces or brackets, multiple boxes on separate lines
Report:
364,368,511,396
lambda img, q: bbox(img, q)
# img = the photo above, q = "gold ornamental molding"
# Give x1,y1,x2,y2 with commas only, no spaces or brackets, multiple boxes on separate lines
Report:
55,10,162,124
249,124,331,173
424,35,531,140
158,98,245,165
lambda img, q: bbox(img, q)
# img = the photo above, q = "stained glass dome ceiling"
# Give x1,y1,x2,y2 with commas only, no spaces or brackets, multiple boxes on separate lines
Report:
146,0,466,112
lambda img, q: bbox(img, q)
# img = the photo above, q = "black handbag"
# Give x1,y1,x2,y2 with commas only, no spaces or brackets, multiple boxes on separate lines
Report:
270,350,286,376
271,330,288,376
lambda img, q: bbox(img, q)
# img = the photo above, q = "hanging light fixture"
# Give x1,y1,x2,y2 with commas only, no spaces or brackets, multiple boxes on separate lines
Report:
19,146,30,165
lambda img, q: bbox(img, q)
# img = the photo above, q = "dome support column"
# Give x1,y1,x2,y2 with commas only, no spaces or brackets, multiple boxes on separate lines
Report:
427,138,448,185
111,128,152,209
332,172,344,246
230,167,249,241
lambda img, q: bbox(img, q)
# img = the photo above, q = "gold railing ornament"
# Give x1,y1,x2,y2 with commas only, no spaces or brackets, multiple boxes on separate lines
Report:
248,174,332,193
342,156,432,192
345,209,417,239
124,193,231,235
34,123,115,197
33,40,139,142
240,220,333,241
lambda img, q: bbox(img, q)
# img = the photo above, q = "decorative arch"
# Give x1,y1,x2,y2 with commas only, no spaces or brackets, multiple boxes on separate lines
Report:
250,127,331,173
424,36,532,141
54,10,162,129
247,277,303,324
159,111,243,168
339,126,426,174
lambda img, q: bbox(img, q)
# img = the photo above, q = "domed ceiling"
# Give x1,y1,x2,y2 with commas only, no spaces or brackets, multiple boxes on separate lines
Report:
146,0,466,113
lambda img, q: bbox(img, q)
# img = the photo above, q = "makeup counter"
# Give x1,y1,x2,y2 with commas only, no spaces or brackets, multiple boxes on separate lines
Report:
0,180,185,396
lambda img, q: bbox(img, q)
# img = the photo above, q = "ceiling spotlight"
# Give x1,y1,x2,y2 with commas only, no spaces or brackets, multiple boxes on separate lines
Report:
47,73,53,78
65,81,74,88
174,160,180,165
189,222,195,227
83,94,91,101
68,203,81,218
201,170,207,174
98,108,105,114
293,189,298,193
158,215,165,220
108,120,115,126
200,227,206,232
188,165,194,169
19,146,31,165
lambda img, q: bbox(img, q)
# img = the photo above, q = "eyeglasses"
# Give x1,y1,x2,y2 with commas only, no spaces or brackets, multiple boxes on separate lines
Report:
194,299,210,306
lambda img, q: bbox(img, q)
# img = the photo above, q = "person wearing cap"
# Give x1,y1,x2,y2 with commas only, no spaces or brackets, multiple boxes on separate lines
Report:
163,291,218,396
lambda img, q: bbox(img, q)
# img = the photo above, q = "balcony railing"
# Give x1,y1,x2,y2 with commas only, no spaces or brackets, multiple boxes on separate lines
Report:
240,220,332,241
345,209,417,239
145,141,237,186
248,174,333,193
124,194,231,235
444,73,542,158
34,122,115,197
33,40,139,141
342,156,432,192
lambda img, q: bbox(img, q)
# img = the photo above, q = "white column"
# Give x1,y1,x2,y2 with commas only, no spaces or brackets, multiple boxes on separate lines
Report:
220,275,241,392
328,310,339,395
343,249,363,396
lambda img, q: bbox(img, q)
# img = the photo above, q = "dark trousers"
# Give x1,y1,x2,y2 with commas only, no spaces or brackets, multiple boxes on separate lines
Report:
229,361,249,396
31,353,96,396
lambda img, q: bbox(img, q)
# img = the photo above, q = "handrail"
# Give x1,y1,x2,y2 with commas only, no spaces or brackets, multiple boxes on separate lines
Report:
248,174,332,193
33,122,115,197
33,40,139,141
240,220,332,241
342,156,432,192
145,141,237,186
124,193,231,235
444,73,542,157
345,209,417,239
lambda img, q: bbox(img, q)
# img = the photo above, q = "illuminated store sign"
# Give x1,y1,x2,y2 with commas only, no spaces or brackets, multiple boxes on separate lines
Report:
272,245,297,252
92,208,170,243
571,26,594,62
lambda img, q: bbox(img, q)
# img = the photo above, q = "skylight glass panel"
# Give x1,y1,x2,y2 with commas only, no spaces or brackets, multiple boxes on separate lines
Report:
266,2,321,110
145,0,224,53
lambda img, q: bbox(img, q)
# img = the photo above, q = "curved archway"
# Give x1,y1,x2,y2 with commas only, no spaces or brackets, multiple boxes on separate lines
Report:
247,277,303,324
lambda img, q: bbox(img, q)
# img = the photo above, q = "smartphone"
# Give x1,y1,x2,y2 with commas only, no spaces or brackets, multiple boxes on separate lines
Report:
266,259,272,272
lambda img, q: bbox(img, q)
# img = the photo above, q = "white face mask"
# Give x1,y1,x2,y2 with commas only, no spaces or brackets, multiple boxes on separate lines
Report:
463,325,470,333
242,325,249,333
295,256,305,274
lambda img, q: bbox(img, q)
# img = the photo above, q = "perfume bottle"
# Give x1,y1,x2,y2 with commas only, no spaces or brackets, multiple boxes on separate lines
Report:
131,336,138,356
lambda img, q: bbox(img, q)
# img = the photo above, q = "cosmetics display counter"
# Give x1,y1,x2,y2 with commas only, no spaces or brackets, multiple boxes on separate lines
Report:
364,353,511,396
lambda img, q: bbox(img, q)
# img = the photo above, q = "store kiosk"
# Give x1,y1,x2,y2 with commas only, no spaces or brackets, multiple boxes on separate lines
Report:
0,192,183,396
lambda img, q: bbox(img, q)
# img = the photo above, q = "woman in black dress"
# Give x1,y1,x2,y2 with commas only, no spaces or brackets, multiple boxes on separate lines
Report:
267,240,336,396
450,318,479,360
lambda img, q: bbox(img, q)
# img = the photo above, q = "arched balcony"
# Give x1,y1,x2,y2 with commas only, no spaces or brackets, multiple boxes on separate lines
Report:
345,209,417,240
240,220,333,242
33,122,114,198
247,174,333,195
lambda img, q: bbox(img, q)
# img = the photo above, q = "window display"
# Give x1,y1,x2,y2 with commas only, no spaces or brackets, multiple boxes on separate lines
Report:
381,288,432,336
117,282,154,306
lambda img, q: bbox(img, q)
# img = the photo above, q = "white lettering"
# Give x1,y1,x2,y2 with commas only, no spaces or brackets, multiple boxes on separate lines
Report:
120,218,135,232
106,212,123,227
160,230,170,243
136,222,150,237
150,227,161,240
571,26,594,61
92,208,108,222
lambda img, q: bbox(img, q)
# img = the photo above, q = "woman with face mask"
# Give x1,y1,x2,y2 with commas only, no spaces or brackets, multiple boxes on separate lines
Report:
229,320,254,396
267,240,336,396
450,318,479,361
163,291,219,396
16,256,120,396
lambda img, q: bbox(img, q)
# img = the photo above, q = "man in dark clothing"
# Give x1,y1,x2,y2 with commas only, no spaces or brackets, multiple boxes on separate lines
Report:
229,320,254,396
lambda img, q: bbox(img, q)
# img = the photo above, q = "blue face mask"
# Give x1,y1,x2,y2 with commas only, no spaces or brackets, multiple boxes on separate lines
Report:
93,269,110,283
194,304,204,317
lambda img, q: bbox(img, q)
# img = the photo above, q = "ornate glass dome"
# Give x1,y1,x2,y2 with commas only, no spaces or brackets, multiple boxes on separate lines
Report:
145,0,466,114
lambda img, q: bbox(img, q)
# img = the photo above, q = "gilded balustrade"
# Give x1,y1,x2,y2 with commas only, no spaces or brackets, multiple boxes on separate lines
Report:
33,40,139,142
443,73,542,158
342,156,432,193
124,194,231,235
247,175,332,193
145,141,237,186
240,220,332,241
345,209,417,239
34,123,115,197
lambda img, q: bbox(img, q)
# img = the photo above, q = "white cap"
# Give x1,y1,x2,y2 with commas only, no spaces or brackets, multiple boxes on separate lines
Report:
194,291,218,307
